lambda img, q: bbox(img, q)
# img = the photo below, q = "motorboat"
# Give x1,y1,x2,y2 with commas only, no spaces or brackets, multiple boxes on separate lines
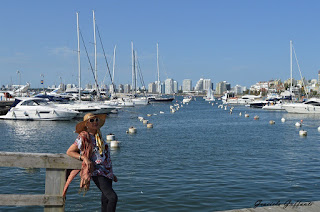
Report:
283,98,320,114
182,96,192,104
262,102,285,111
0,97,79,120
55,101,117,117
132,97,149,105
148,95,174,103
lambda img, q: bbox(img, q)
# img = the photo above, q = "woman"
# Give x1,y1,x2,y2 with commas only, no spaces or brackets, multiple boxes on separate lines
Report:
66,113,118,212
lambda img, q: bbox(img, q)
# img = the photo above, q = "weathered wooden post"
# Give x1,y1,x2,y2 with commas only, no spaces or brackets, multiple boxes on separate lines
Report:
0,152,82,212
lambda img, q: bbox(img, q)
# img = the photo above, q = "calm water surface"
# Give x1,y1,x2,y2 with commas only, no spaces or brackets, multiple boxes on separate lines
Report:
1,97,320,211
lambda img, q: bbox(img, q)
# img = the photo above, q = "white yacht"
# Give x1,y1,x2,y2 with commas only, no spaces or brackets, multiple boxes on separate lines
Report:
262,102,285,111
55,101,117,117
0,97,79,120
283,98,320,114
132,97,149,106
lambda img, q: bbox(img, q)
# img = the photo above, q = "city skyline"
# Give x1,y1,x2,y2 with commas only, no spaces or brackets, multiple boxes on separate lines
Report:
1,1,320,88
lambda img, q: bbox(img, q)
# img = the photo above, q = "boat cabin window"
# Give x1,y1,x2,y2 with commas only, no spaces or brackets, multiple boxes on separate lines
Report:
305,101,320,106
21,100,38,106
21,99,49,106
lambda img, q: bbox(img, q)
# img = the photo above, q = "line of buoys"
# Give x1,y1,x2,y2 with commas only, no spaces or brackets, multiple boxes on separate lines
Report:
127,126,137,134
269,120,275,125
295,122,302,127
299,130,307,136
143,120,149,125
106,133,115,141
110,140,120,148
106,134,120,148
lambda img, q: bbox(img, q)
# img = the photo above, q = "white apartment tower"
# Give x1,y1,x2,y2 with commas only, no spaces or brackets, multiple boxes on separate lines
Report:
182,79,192,92
165,78,174,94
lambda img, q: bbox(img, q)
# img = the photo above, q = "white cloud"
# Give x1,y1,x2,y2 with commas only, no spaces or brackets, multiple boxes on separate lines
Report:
49,46,76,57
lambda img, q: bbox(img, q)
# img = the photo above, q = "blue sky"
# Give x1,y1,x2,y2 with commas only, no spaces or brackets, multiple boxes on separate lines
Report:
1,1,320,89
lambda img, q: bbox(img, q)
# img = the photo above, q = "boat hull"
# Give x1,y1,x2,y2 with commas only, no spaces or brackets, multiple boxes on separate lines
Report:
283,104,320,114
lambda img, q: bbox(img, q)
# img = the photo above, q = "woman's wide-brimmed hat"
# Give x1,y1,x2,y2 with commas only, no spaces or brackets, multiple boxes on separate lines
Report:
75,113,107,134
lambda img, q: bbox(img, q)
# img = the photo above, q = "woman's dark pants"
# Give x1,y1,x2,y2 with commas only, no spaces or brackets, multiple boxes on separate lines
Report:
92,176,118,212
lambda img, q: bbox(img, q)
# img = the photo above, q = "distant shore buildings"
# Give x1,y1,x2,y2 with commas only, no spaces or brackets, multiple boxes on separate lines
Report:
3,70,320,97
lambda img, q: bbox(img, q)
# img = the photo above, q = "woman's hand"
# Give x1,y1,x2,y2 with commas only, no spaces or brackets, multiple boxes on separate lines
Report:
83,157,92,170
113,174,118,182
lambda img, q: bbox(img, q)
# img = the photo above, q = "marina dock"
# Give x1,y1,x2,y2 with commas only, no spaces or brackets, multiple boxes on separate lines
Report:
219,201,320,212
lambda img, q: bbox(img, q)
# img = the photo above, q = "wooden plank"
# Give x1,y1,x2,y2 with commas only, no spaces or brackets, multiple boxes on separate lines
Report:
0,152,82,169
44,168,66,212
0,194,64,206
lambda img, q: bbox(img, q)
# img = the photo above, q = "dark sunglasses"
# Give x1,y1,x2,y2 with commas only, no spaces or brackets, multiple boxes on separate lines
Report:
89,118,99,123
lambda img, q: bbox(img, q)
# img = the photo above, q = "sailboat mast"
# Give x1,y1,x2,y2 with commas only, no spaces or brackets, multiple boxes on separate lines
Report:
111,45,116,95
131,42,134,95
76,12,81,102
157,43,160,95
93,10,99,97
135,51,138,94
290,40,293,95
112,45,116,84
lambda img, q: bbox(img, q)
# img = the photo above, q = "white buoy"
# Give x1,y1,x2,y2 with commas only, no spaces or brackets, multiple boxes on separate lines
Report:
295,122,301,127
110,140,120,148
245,114,249,118
269,120,275,125
281,118,286,122
299,130,307,136
128,127,137,134
143,120,149,125
147,123,153,128
254,115,259,120
106,134,115,141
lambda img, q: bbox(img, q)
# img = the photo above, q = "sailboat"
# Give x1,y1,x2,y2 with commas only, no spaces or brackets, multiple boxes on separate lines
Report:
130,42,149,106
264,40,295,111
204,88,215,101
148,43,174,103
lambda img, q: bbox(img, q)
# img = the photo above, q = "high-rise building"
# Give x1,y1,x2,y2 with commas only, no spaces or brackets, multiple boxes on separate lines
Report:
118,84,124,93
165,78,174,94
173,81,178,93
215,81,227,95
203,79,213,90
124,84,131,93
194,78,204,91
148,82,156,93
182,79,192,92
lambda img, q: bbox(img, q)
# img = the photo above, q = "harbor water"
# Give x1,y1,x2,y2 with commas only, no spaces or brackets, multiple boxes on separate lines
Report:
1,96,320,211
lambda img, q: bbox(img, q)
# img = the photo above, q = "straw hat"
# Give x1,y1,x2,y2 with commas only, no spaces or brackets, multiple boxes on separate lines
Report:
75,113,107,134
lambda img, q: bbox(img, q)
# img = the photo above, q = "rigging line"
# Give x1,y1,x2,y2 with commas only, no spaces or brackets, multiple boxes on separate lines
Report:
292,45,308,98
136,59,145,88
96,24,115,94
79,28,100,93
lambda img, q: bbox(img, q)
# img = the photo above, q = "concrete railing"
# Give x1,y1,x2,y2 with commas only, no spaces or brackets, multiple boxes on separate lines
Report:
0,152,82,212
